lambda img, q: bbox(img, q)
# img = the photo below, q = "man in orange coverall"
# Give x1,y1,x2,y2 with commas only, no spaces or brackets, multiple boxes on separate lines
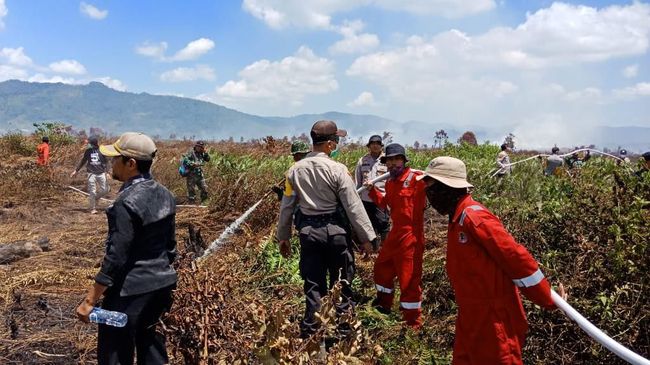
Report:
365,143,427,328
418,156,566,364
36,136,50,166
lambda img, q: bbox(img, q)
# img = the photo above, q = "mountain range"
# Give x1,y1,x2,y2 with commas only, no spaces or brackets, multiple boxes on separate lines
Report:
0,80,647,152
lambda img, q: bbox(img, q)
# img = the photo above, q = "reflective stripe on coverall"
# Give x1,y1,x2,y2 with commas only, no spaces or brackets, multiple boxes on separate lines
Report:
369,167,427,326
447,195,555,365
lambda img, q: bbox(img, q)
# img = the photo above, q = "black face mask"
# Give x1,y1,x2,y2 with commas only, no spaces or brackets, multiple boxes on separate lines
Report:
426,181,466,216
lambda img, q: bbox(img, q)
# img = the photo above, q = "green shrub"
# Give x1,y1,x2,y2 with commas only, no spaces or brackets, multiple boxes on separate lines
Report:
0,131,35,156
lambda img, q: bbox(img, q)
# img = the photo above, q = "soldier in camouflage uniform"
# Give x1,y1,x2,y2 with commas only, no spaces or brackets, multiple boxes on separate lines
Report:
182,141,210,202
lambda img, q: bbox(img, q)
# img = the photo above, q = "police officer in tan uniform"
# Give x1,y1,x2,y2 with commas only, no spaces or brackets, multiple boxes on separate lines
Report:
277,120,376,339
355,135,389,248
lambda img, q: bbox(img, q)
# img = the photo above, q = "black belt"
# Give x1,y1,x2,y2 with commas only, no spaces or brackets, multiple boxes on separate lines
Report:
301,212,338,223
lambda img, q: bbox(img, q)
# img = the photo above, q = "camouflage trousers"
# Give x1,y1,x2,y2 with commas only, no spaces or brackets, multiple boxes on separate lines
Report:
186,174,208,202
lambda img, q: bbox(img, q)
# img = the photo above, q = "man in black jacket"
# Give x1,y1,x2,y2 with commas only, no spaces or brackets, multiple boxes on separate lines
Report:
76,132,177,365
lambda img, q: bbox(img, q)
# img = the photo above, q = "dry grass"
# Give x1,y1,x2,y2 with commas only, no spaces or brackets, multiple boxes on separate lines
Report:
1,135,647,364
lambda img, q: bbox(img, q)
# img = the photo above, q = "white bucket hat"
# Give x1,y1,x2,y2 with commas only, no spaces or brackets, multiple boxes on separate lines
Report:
416,156,473,188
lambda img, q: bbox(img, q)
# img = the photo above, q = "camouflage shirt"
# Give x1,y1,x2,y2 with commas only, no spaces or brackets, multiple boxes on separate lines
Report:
182,149,211,176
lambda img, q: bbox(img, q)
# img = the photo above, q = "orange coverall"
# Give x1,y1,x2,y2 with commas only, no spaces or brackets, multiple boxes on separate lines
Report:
369,167,427,326
447,195,555,364
36,142,50,166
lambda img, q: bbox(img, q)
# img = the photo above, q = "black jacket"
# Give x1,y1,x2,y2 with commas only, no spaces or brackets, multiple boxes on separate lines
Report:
95,175,177,296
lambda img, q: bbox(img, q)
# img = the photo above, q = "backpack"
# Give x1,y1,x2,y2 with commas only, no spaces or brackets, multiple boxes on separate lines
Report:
178,162,189,177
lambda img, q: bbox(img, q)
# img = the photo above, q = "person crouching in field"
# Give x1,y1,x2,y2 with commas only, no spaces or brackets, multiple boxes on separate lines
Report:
419,156,567,365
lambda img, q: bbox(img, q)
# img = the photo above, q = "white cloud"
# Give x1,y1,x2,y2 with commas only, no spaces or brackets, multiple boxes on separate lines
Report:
0,65,28,81
199,46,337,108
28,73,77,84
375,0,495,18
0,0,7,29
135,41,168,59
347,2,650,104
23,74,127,91
160,65,216,82
242,0,495,29
348,91,377,107
135,38,214,62
564,87,602,102
329,20,379,54
80,2,108,20
169,38,215,61
613,82,650,99
242,0,288,29
0,45,125,91
1,47,33,67
93,77,127,91
622,64,638,79
486,2,650,68
49,59,87,75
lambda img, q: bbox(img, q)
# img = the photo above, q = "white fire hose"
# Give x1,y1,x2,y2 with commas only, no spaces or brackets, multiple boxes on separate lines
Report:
551,290,649,364
489,148,633,178
356,172,391,194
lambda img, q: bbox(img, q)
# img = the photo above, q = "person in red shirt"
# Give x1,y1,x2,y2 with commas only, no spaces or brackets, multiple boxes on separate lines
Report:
418,156,566,364
36,136,50,166
366,143,427,328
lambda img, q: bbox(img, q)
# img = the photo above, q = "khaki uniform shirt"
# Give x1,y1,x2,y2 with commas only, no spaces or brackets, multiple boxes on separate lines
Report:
277,152,376,243
354,153,387,203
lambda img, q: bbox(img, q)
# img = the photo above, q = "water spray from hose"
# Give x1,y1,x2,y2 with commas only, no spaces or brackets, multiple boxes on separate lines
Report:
198,179,282,261
198,197,266,260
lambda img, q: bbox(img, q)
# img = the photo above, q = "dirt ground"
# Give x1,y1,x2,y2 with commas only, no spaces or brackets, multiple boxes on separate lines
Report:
0,158,233,364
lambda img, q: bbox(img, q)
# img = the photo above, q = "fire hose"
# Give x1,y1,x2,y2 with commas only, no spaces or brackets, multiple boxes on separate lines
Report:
551,290,649,364
356,172,391,194
489,148,634,178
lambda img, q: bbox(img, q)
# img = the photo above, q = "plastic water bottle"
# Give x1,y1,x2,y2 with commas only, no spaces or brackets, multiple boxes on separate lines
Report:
89,307,128,327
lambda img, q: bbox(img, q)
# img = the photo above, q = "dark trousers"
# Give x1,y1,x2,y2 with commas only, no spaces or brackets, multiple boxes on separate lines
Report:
362,201,390,248
298,220,355,338
98,285,175,365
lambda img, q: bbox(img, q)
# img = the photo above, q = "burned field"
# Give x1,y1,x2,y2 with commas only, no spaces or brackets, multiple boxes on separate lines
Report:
0,135,648,364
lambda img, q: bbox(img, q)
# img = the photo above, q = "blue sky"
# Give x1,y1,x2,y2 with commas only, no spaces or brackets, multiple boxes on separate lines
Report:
0,0,648,147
